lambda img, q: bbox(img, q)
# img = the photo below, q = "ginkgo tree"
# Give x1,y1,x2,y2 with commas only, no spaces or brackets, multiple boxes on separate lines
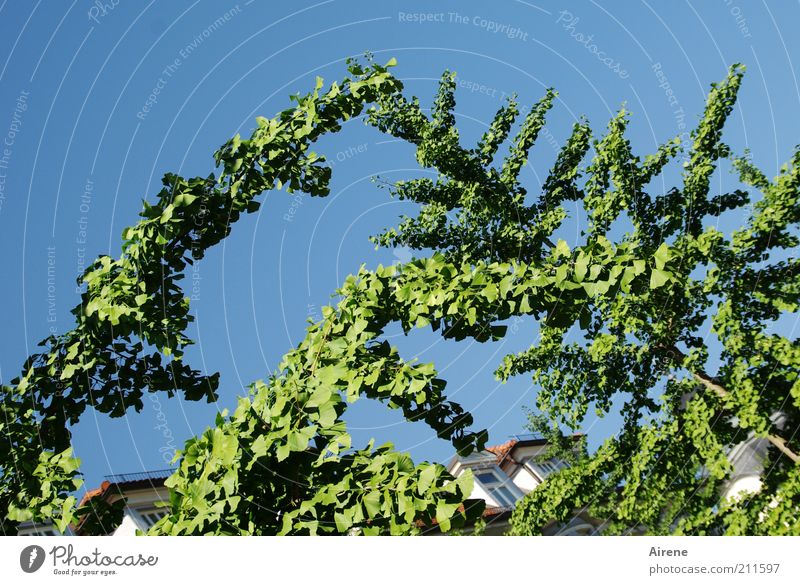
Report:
1,58,484,536
2,56,797,536
363,63,800,536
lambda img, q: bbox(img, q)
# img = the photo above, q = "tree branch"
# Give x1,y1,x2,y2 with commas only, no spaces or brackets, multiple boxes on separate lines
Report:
666,345,799,464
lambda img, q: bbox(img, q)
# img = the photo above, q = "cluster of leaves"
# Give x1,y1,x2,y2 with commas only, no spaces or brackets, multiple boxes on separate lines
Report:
73,494,127,536
2,58,484,534
164,61,798,535
3,56,798,536
157,257,498,534
363,64,799,534
507,67,800,535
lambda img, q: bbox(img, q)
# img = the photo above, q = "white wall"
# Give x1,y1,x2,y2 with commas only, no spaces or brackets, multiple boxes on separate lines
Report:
112,513,142,536
467,480,498,507
510,466,541,494
109,486,170,536
723,475,762,502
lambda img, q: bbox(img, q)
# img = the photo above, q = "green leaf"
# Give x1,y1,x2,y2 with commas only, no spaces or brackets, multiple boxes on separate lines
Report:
649,268,672,289
435,501,459,532
362,491,381,517
574,253,589,282
288,429,310,452
160,204,174,223
211,430,237,466
316,402,337,427
418,464,437,494
334,511,350,533
653,242,672,270
250,435,269,458
317,364,348,387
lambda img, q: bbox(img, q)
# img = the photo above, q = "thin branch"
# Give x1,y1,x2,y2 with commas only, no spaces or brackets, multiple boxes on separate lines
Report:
666,345,799,464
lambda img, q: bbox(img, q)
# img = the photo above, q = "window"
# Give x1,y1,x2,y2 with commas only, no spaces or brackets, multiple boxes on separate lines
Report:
557,522,595,536
474,470,518,507
17,524,61,536
529,457,563,478
138,509,167,529
17,528,59,536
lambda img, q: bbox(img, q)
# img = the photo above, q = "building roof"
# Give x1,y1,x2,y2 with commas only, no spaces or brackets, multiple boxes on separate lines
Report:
73,469,173,535
77,481,111,508
78,469,173,507
461,434,584,467
486,439,517,461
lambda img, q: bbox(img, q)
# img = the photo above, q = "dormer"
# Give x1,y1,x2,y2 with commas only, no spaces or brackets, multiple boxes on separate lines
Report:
447,447,523,509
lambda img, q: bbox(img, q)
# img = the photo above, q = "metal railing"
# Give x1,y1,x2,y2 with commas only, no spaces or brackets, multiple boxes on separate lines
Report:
104,468,175,484
509,433,546,442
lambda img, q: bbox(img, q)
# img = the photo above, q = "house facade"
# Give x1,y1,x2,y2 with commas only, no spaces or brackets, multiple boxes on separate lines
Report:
15,469,171,537
15,431,771,536
16,439,593,536
441,435,598,535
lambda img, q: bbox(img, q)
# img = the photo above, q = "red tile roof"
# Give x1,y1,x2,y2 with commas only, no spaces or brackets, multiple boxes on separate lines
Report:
486,439,518,462
77,481,110,508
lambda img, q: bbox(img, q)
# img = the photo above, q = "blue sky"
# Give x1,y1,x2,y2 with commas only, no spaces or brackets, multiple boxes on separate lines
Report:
1,0,799,496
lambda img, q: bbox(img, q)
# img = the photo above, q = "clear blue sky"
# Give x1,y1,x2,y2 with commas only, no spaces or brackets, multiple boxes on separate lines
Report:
1,0,798,496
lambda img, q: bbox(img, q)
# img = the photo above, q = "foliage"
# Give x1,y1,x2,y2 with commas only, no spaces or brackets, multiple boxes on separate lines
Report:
359,64,799,535
74,494,127,536
1,58,486,535
2,56,798,536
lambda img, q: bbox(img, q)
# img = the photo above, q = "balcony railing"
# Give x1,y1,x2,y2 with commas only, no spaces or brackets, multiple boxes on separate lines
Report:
104,468,175,484
510,433,546,442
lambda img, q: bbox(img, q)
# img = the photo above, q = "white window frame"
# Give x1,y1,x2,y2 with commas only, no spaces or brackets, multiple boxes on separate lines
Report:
527,456,564,480
17,523,63,536
473,468,521,507
557,522,595,536
136,507,167,530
